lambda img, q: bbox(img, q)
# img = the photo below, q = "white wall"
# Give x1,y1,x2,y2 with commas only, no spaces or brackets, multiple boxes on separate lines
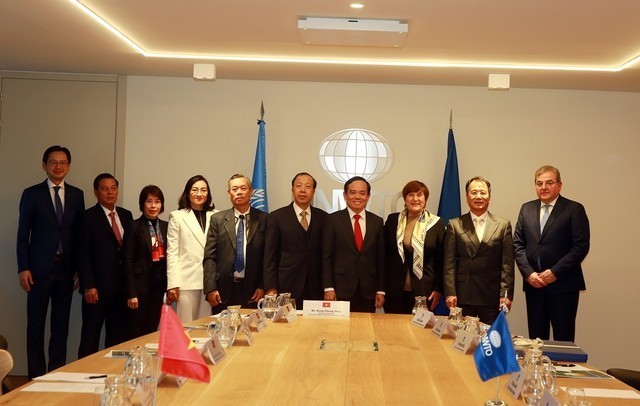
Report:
123,76,640,371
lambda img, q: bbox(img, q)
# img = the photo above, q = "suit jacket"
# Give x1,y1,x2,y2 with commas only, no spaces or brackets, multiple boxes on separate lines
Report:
513,195,590,294
123,216,168,299
443,212,514,306
17,180,85,276
203,207,267,304
166,208,215,291
79,203,133,297
263,203,327,301
384,212,446,297
322,209,385,300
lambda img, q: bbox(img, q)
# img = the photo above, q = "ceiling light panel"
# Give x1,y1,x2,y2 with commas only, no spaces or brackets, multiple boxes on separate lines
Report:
298,18,408,48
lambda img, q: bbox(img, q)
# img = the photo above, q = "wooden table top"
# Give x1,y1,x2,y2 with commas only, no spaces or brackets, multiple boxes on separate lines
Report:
1,312,638,405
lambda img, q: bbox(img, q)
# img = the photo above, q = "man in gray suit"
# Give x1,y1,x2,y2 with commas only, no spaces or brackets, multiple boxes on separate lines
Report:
322,176,385,313
203,174,266,313
443,176,514,324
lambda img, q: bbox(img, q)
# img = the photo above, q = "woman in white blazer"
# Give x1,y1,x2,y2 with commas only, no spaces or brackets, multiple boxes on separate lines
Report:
166,175,217,322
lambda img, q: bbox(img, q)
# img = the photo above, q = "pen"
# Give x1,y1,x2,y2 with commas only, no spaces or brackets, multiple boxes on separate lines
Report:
86,374,108,379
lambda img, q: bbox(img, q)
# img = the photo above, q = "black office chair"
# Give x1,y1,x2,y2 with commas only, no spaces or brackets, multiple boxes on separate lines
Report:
606,368,640,391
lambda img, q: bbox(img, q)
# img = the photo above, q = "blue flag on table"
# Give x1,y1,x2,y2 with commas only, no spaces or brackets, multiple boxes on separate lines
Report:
250,104,269,212
437,127,461,223
473,311,521,382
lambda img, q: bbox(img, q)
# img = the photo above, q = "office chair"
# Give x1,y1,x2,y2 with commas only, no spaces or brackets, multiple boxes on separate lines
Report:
606,368,640,391
0,349,14,395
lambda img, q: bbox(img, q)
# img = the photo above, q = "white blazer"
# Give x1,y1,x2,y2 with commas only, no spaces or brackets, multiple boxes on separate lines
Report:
167,208,216,290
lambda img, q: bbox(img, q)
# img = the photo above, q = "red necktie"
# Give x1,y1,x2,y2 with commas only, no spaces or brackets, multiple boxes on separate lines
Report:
353,214,363,251
109,211,123,246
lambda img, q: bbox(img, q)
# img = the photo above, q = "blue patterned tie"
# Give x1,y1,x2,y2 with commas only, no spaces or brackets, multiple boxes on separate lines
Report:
234,215,245,272
540,204,550,232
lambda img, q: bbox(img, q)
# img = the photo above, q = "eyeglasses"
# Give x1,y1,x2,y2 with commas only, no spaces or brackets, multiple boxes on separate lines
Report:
535,180,558,188
47,160,69,167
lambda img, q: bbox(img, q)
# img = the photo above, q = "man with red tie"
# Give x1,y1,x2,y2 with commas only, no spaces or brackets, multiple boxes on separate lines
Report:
322,176,385,313
78,173,133,358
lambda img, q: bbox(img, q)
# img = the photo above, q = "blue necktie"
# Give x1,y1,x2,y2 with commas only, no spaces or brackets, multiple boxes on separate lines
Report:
234,215,245,273
540,204,550,232
54,186,64,253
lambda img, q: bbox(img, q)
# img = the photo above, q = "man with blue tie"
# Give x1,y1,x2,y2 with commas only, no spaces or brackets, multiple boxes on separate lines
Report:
514,165,590,341
17,145,85,379
203,174,266,313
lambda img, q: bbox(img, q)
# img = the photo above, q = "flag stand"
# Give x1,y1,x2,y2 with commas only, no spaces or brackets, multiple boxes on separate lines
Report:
484,376,507,406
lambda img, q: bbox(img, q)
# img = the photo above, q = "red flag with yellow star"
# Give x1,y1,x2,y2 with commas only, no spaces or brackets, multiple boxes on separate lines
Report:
158,304,210,383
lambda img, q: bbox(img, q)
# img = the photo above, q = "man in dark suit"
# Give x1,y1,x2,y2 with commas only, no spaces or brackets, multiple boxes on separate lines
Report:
443,176,514,325
17,145,85,379
264,172,327,308
78,173,133,358
204,174,266,312
514,165,590,341
322,176,385,313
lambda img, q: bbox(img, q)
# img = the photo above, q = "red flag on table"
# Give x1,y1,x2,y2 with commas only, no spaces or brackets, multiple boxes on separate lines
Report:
158,304,210,383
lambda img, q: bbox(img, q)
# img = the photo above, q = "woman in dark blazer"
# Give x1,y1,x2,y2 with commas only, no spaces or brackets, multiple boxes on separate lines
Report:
124,185,168,339
384,180,446,314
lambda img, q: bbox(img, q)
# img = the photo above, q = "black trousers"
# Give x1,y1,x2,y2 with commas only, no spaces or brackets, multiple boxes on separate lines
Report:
26,258,74,379
78,293,127,358
211,279,258,314
525,289,580,341
459,304,500,325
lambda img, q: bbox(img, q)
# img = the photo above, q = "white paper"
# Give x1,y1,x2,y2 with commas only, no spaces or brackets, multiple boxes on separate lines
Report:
21,381,102,393
303,300,350,318
582,388,640,399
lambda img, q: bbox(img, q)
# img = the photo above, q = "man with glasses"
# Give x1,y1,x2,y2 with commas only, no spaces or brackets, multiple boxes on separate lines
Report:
513,165,590,341
443,176,514,325
17,145,85,379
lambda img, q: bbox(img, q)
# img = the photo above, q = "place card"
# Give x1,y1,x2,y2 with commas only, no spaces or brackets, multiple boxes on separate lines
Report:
240,320,253,345
203,335,226,364
506,370,526,399
411,308,435,328
452,330,479,354
432,319,456,338
247,311,267,332
303,300,350,318
538,389,560,406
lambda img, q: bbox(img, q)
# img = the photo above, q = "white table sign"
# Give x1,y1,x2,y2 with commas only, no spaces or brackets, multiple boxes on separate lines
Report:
505,370,526,399
302,300,350,318
240,320,253,345
539,389,560,406
452,330,479,354
411,308,435,328
432,319,456,338
203,335,226,365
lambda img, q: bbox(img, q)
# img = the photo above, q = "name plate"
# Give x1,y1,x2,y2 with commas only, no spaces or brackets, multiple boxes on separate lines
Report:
539,389,560,406
240,320,253,345
506,370,526,399
452,330,479,354
303,300,350,318
202,335,226,365
411,309,435,328
273,303,297,322
432,319,456,338
248,311,267,332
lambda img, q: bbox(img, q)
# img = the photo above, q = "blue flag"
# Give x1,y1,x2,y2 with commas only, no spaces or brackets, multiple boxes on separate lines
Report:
434,127,462,315
473,311,521,382
437,127,461,223
250,116,269,212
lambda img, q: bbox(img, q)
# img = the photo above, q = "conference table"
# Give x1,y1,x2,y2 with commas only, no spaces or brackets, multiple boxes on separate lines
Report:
1,312,638,405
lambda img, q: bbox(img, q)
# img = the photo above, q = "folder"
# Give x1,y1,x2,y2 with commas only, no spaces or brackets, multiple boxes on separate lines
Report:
541,340,588,363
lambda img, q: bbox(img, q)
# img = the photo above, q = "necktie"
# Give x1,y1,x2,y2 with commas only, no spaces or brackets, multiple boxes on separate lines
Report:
474,218,485,241
53,186,64,225
54,186,64,254
540,204,550,232
234,215,245,273
109,211,123,246
300,210,309,231
353,214,363,251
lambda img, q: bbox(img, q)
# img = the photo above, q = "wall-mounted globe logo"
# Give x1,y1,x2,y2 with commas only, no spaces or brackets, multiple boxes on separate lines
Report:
318,128,393,183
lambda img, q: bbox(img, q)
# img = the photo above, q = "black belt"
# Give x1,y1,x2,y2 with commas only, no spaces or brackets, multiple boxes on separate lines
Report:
233,277,244,283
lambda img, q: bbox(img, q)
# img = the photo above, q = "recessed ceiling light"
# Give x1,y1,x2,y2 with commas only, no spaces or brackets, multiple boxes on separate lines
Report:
351,3,364,9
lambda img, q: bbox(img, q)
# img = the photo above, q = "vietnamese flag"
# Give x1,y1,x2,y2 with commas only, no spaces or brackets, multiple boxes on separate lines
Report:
158,305,210,383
